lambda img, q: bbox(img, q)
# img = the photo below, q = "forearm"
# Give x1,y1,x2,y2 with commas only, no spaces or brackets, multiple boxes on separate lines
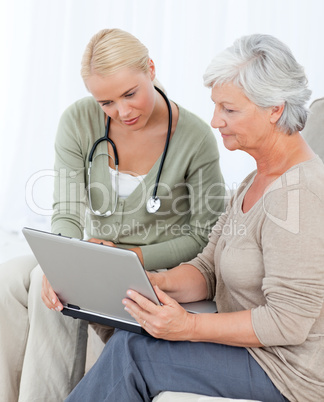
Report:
141,236,205,271
125,281,262,347
190,309,263,347
151,264,208,303
157,275,262,346
51,215,84,239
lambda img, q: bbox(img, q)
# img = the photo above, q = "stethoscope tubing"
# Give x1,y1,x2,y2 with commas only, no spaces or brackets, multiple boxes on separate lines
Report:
88,86,172,215
151,86,172,199
89,118,118,166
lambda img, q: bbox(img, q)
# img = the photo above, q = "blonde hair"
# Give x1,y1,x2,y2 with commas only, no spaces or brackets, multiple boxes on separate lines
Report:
81,28,154,84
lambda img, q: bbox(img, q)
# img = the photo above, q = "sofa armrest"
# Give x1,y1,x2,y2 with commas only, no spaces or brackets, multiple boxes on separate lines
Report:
153,391,257,401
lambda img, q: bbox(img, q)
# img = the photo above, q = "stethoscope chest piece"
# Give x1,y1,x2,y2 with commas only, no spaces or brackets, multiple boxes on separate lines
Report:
146,196,161,213
88,86,171,216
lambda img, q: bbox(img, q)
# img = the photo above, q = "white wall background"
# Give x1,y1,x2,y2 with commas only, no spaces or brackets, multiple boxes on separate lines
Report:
1,0,324,235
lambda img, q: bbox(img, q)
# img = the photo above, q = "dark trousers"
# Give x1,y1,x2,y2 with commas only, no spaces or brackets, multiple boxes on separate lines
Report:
66,329,289,402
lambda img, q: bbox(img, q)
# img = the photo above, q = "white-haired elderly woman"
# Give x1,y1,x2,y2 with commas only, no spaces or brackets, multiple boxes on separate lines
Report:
65,34,324,402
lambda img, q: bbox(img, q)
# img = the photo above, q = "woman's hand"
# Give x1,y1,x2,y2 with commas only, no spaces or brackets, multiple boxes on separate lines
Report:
88,238,116,247
122,286,196,341
41,275,63,312
146,271,165,289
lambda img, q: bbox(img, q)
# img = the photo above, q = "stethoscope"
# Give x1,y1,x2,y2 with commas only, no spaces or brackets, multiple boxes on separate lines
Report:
87,86,172,216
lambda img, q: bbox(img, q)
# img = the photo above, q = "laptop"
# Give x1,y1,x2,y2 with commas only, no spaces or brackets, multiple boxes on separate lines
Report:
22,227,217,336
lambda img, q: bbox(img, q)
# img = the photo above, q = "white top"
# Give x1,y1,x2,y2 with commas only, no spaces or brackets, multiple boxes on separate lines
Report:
109,166,146,199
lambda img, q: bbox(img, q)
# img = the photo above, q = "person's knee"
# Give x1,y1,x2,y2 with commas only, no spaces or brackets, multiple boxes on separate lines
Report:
30,264,44,288
0,255,38,300
108,330,150,363
105,330,134,356
108,329,129,347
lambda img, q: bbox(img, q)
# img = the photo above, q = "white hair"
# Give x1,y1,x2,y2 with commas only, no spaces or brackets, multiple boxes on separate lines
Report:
203,34,311,134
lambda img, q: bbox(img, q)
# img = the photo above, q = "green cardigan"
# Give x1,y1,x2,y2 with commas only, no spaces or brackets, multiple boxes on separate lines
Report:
52,97,225,270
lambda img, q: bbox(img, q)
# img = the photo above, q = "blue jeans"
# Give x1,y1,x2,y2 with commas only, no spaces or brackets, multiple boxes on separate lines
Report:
66,329,289,402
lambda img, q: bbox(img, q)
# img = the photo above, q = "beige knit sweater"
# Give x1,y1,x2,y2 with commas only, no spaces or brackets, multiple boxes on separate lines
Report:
190,156,324,402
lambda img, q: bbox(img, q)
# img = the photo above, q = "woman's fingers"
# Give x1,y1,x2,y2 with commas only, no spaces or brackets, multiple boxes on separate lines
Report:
146,272,161,288
88,238,116,247
122,290,157,327
122,287,191,340
41,274,63,311
153,285,174,306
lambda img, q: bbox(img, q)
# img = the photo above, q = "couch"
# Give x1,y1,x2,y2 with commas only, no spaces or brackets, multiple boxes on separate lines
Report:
85,97,324,401
302,97,324,161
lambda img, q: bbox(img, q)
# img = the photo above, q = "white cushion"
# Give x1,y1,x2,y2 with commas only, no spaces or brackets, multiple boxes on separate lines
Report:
302,97,324,162
153,391,256,402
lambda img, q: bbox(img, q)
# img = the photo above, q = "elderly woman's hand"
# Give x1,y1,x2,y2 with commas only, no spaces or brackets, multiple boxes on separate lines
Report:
122,286,196,341
41,274,63,312
146,271,163,288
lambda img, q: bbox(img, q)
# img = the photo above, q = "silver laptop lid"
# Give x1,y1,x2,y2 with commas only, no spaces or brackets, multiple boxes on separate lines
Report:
22,227,160,327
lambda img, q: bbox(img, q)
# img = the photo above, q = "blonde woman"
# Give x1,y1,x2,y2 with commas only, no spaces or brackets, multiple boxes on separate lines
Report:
0,29,224,401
